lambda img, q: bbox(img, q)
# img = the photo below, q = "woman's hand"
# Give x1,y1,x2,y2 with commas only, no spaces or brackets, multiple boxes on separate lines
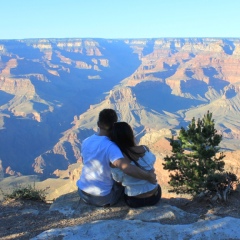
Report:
147,168,157,184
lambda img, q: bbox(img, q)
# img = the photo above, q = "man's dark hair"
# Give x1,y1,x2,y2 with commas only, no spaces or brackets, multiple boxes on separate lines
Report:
98,109,118,130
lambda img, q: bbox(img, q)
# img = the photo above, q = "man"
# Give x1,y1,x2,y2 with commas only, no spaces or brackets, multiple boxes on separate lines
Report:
77,109,157,207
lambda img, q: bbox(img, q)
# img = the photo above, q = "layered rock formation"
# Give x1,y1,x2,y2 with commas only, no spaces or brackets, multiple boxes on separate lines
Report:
0,160,4,179
0,38,240,178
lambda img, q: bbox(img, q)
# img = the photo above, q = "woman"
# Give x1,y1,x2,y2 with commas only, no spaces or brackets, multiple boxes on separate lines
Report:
111,122,161,208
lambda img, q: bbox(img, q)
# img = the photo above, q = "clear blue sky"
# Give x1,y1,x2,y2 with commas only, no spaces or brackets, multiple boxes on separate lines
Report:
1,0,240,39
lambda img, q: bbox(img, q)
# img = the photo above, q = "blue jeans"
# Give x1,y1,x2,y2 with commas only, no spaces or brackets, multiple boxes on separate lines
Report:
78,181,124,207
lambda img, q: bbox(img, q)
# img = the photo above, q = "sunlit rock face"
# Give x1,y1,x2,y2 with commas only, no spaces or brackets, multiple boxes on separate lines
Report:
0,160,4,178
0,38,240,178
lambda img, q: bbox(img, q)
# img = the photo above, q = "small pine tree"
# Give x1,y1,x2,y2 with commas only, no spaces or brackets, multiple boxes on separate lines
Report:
163,111,225,195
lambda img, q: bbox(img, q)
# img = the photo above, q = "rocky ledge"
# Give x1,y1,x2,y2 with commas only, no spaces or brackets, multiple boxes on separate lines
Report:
29,191,240,240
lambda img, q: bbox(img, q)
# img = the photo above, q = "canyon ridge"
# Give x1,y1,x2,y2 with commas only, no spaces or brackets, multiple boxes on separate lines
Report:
0,38,240,183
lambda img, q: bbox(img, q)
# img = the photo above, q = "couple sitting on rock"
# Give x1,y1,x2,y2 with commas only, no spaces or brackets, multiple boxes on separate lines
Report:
77,109,161,208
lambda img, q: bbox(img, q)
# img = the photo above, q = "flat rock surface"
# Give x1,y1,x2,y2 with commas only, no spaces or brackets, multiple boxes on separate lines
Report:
31,217,240,240
0,190,240,240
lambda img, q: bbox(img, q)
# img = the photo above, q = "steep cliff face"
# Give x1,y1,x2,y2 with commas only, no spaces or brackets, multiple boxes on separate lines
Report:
1,38,240,177
125,39,240,94
0,38,141,176
0,160,4,178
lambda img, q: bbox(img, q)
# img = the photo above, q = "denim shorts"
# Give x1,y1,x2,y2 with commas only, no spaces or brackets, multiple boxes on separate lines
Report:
78,181,124,207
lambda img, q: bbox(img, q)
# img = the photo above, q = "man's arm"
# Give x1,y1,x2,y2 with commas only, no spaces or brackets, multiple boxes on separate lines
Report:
112,158,157,184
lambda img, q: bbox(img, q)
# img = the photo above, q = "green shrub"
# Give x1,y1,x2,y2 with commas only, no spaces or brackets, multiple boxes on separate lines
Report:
163,111,225,196
3,184,46,202
206,172,239,201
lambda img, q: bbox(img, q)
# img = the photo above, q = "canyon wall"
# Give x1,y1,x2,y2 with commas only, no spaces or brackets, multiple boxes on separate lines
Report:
0,38,240,178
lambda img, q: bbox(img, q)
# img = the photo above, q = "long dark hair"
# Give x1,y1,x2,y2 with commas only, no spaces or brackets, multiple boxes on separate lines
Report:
111,122,143,166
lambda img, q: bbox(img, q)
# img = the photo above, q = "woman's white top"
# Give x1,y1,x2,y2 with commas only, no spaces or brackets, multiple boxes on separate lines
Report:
111,146,157,196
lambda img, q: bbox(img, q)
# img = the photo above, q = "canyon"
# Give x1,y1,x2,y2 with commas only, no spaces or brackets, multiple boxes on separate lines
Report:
0,38,240,180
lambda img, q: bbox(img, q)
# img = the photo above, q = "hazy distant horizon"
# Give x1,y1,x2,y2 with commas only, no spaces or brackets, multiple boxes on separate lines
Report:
1,0,240,40
1,37,240,41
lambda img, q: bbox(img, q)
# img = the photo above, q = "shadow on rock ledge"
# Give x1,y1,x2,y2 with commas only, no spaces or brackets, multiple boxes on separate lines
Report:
31,191,240,239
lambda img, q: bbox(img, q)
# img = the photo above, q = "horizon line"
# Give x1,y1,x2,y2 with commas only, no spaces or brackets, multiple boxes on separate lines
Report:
0,36,240,41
